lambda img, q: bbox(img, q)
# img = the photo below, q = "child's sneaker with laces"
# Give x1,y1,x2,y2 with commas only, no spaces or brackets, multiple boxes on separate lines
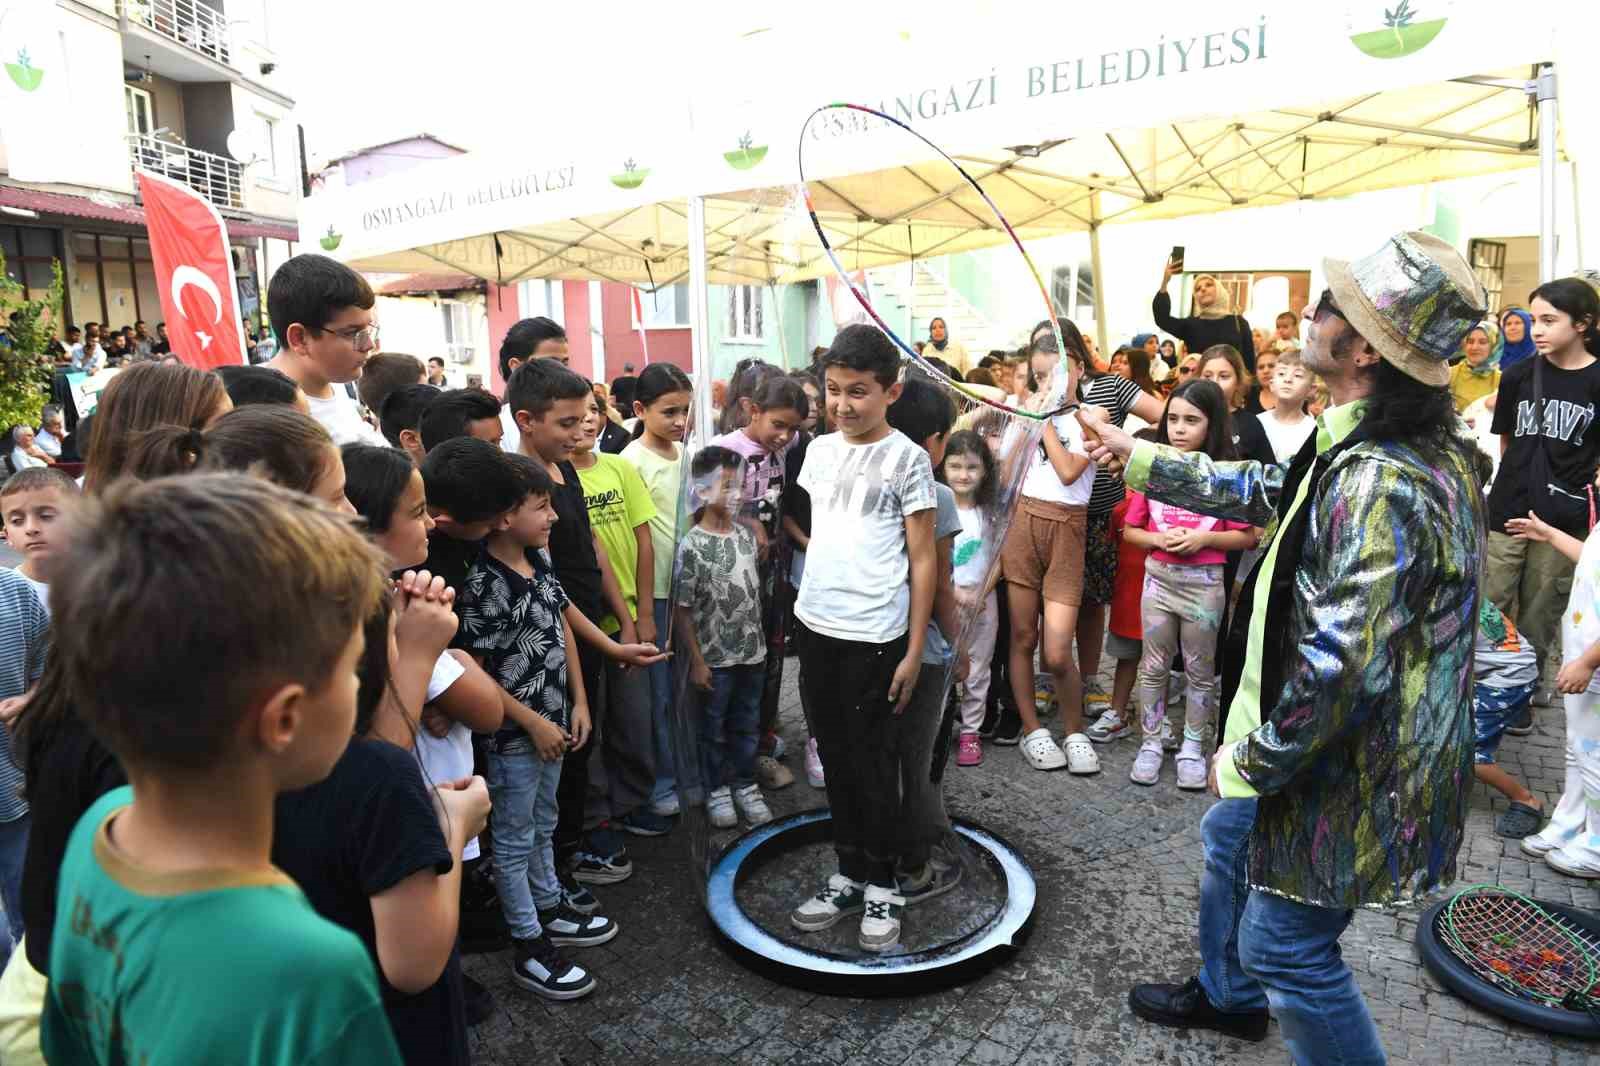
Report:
791,873,866,932
1131,741,1164,786
706,785,736,828
858,885,905,952
898,860,963,906
1175,738,1208,791
1086,708,1131,743
535,903,618,948
510,935,595,1001
571,849,632,885
956,733,983,767
733,783,773,825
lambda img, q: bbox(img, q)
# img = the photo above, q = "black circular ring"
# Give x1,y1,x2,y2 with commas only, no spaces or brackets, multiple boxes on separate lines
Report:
1415,893,1600,1038
704,809,1037,996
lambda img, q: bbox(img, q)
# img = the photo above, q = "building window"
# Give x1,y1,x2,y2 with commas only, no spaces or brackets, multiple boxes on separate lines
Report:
125,85,154,137
518,279,564,325
633,283,690,329
69,232,158,329
0,226,62,311
440,301,474,363
726,285,763,342
1469,239,1507,315
258,114,279,177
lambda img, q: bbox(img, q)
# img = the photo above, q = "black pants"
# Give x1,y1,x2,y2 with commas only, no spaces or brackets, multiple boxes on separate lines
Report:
556,641,605,857
796,620,907,887
891,666,951,871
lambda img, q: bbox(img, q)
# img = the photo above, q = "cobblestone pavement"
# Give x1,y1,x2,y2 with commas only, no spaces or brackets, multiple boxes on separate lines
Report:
464,661,1600,1065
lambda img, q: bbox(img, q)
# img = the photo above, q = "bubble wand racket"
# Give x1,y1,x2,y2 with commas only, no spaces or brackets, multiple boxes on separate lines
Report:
797,103,1086,426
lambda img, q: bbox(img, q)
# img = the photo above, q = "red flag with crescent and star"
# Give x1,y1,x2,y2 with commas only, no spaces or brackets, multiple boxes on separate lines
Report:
138,170,246,370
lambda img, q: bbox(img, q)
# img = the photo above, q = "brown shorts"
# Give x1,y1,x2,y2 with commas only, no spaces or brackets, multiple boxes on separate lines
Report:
1001,498,1087,607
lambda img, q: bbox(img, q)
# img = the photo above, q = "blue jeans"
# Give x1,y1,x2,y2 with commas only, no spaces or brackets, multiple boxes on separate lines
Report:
0,814,28,968
698,663,763,790
487,749,563,941
1197,798,1266,1013
648,600,677,806
1239,891,1386,1065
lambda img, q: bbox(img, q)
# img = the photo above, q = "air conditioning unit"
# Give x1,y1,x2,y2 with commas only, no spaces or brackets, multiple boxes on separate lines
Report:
447,344,474,365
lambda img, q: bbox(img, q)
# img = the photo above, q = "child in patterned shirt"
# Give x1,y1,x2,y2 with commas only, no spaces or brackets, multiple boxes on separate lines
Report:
675,446,773,830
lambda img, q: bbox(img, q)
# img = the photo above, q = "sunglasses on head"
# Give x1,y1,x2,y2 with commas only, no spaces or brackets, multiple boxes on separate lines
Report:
1314,289,1348,323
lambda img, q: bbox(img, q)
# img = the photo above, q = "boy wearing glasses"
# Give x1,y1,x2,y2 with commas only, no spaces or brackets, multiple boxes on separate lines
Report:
266,254,388,446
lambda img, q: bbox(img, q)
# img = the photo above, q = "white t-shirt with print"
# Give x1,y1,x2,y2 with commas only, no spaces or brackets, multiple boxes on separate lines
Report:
1260,410,1316,464
1019,412,1095,506
306,388,386,447
795,429,936,644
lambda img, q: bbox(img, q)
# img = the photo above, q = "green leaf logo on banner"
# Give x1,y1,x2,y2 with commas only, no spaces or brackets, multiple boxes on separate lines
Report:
5,46,43,92
1349,2,1448,58
610,158,650,190
319,225,342,251
724,131,768,171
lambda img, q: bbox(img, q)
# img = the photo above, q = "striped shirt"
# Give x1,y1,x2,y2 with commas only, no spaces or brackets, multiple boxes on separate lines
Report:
0,568,50,821
1077,374,1146,514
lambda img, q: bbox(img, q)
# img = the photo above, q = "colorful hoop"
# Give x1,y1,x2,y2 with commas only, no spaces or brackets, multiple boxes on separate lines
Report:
797,102,1076,422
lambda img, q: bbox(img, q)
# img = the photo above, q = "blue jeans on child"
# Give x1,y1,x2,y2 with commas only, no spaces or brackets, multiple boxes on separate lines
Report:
487,747,564,941
648,599,677,807
698,663,763,790
0,814,28,967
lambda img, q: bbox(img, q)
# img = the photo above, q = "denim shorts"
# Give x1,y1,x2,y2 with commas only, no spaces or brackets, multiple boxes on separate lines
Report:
1473,680,1535,764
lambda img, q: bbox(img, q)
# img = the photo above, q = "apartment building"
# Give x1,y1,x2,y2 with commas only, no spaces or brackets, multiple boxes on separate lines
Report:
0,0,298,336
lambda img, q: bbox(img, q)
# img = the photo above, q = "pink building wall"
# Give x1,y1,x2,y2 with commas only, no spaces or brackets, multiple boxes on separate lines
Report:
485,281,692,394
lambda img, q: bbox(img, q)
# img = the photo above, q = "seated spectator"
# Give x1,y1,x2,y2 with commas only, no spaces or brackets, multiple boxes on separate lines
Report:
151,321,171,356
357,352,427,418
32,408,64,459
68,336,101,374
216,364,309,412
9,427,52,471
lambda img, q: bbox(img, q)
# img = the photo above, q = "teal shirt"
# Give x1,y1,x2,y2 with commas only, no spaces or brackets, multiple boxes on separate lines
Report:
42,787,403,1066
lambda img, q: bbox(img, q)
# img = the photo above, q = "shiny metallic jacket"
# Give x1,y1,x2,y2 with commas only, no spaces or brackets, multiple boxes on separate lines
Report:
1145,432,1484,909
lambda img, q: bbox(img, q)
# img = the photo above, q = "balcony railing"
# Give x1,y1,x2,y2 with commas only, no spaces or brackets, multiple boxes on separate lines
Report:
128,134,243,210
120,0,231,66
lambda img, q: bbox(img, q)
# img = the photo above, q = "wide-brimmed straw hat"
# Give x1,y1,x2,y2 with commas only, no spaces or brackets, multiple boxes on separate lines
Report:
1323,231,1488,387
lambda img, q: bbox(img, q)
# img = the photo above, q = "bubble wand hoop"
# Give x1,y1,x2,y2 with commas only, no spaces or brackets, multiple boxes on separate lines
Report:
797,102,1089,428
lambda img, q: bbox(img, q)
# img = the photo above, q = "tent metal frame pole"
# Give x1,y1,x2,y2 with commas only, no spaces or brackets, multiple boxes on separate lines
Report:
1536,64,1558,281
1572,161,1585,269
1089,192,1109,362
688,195,715,445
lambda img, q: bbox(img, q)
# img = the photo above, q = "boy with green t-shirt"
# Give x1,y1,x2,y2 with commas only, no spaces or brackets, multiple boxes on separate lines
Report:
571,388,669,837
40,475,401,1066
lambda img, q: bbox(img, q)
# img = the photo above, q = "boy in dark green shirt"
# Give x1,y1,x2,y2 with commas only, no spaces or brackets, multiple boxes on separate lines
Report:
40,474,402,1066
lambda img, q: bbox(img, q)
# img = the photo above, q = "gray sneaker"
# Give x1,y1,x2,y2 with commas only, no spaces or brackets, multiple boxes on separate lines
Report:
1130,743,1164,786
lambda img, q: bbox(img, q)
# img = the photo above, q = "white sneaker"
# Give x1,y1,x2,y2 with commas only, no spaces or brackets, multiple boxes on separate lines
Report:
1545,845,1600,879
733,783,773,826
1175,739,1207,790
650,793,681,817
791,873,866,932
706,786,736,829
1521,829,1571,858
1130,742,1164,785
1086,709,1131,743
858,884,905,953
1020,728,1067,771
1062,732,1100,775
804,737,825,789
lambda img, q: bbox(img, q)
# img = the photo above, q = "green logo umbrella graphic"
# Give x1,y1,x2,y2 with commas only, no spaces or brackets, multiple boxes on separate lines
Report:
1349,2,1447,58
5,46,43,92
610,158,650,190
724,131,768,171
319,225,342,251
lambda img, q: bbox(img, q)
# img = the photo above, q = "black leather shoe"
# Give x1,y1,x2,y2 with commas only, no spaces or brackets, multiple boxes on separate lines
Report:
1128,977,1269,1042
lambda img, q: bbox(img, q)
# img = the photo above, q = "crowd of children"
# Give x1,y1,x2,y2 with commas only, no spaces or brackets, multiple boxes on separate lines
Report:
3,246,1595,1062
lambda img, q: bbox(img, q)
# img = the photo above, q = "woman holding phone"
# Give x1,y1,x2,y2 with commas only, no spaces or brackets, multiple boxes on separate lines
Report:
1152,250,1258,372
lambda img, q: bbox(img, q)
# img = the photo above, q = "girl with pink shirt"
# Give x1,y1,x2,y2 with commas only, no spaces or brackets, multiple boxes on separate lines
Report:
1122,380,1258,789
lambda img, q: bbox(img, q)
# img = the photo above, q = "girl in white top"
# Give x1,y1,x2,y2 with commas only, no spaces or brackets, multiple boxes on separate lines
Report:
998,332,1100,775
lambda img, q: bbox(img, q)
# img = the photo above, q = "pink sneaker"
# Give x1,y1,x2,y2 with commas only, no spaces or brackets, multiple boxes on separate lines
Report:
957,733,983,767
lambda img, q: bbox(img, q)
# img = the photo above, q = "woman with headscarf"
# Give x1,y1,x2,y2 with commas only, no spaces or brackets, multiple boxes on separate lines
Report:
1152,256,1257,371
926,316,971,374
1449,322,1501,413
1497,307,1536,370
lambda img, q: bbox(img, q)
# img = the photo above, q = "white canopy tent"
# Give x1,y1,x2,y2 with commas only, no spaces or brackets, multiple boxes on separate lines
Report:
300,3,1580,430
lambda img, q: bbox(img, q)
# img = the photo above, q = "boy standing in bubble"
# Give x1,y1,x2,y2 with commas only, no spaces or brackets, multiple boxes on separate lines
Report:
789,325,937,953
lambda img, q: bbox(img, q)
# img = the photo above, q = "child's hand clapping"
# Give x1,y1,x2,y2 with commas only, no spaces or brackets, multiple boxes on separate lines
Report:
393,570,458,657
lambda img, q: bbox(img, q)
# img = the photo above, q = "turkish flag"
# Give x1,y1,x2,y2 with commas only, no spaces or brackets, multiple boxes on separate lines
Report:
138,170,246,370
